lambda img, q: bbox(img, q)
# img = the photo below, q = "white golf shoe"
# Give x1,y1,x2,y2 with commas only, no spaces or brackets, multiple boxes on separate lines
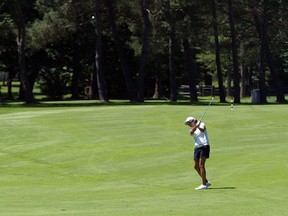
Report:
206,181,211,188
195,184,207,190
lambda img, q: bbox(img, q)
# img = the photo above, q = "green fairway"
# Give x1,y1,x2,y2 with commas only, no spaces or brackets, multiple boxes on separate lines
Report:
0,101,287,215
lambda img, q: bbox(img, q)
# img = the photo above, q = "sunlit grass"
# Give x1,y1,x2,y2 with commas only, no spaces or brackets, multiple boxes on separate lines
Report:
0,102,287,215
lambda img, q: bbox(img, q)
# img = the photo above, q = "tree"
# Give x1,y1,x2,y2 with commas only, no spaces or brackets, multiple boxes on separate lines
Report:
211,0,226,102
180,1,208,102
137,0,152,102
30,0,98,100
106,0,137,102
68,1,83,99
227,0,241,103
236,0,287,103
161,0,184,102
14,0,35,103
183,39,198,102
94,0,108,102
0,7,17,99
252,0,285,103
1,0,287,103
168,21,177,102
253,4,268,104
29,0,80,99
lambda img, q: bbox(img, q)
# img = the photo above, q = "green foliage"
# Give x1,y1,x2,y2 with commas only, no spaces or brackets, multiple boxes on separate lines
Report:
27,8,76,51
1,0,288,102
0,13,17,68
35,0,69,15
38,67,71,99
0,13,16,38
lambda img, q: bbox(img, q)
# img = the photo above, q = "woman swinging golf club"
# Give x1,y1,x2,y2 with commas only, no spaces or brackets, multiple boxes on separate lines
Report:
184,116,211,190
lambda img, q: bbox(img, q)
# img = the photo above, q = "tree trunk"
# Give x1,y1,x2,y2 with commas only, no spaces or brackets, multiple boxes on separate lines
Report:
14,0,35,104
258,43,267,103
239,64,246,97
137,0,151,102
106,0,136,102
228,0,240,103
7,70,13,99
168,24,177,102
95,0,108,102
265,46,285,102
226,67,232,97
239,44,248,97
211,0,226,102
183,39,198,102
253,6,267,103
152,75,162,99
71,36,81,99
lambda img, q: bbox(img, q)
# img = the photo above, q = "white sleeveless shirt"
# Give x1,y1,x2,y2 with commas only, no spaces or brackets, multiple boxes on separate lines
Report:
189,122,209,147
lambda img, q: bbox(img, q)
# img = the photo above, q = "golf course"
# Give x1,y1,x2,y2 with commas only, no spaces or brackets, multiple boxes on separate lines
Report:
0,99,287,215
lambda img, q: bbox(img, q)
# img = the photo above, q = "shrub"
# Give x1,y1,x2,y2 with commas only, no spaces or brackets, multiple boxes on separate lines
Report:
38,67,71,99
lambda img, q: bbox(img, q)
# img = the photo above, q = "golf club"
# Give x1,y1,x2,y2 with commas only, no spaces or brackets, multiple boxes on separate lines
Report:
199,96,214,122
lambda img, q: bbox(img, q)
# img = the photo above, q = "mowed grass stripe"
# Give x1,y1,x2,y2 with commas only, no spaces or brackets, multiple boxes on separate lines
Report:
0,104,287,215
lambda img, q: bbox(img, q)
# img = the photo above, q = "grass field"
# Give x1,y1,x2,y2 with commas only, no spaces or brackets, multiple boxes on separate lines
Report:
0,100,287,215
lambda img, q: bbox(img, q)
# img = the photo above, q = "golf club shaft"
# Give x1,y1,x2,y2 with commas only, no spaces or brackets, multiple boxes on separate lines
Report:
199,97,214,122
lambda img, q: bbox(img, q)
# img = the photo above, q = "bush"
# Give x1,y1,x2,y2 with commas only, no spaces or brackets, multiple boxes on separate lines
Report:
38,67,71,99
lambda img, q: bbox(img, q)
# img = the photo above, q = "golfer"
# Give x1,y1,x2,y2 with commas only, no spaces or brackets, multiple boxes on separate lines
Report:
184,117,211,190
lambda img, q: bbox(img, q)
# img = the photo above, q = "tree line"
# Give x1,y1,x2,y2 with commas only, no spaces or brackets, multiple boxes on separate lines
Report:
0,0,287,104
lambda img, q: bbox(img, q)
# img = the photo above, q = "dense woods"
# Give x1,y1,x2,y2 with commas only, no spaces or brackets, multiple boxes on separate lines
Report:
0,0,287,104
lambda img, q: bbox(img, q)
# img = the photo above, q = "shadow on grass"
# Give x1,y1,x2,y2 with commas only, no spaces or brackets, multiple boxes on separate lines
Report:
0,99,230,108
1,96,287,108
208,187,237,190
